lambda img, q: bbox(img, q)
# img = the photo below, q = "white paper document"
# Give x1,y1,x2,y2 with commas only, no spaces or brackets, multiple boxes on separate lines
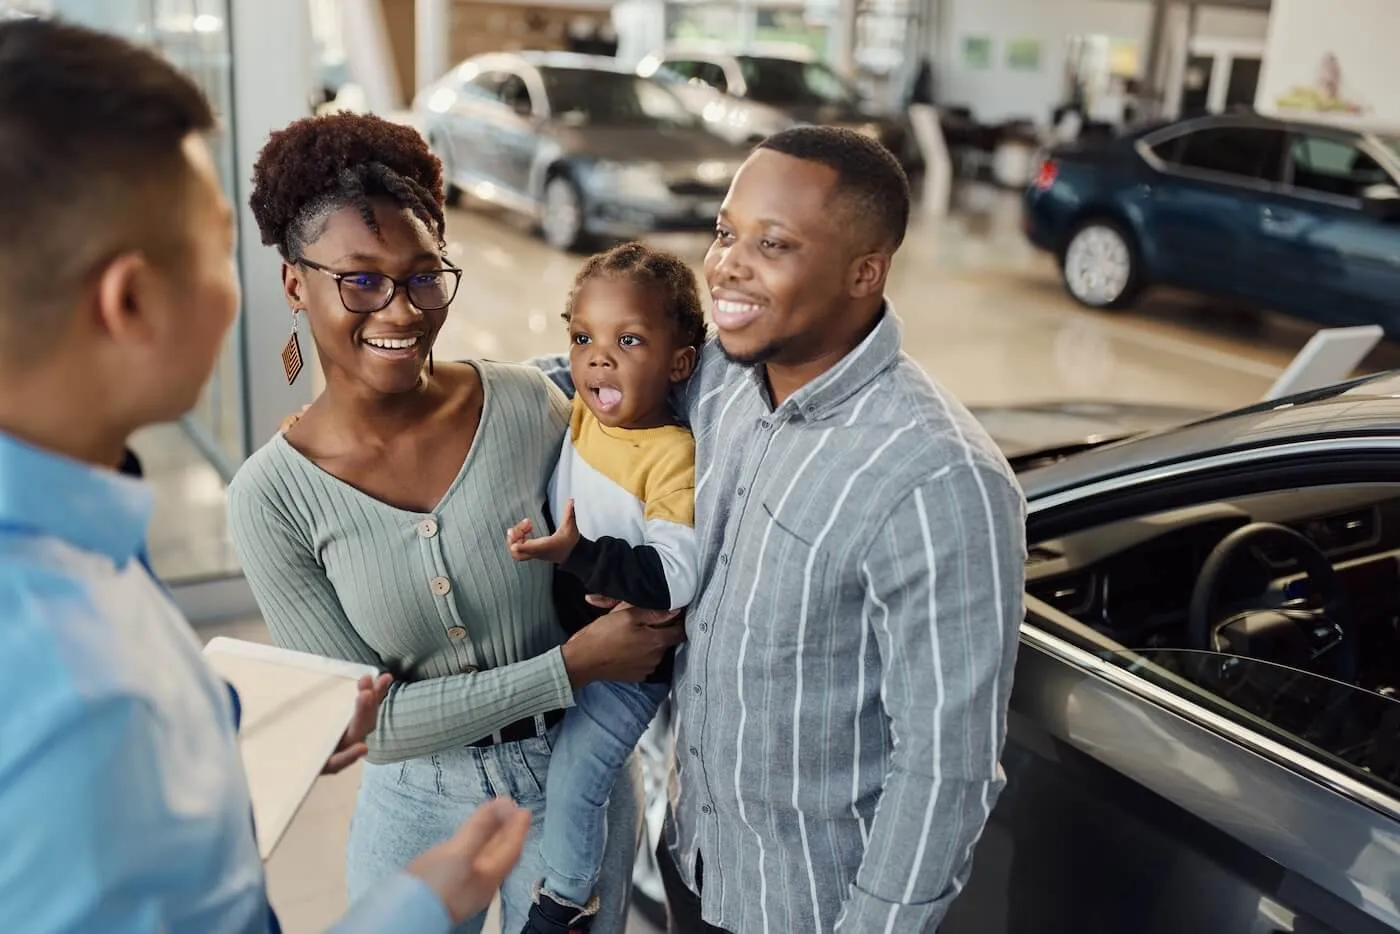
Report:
203,637,379,860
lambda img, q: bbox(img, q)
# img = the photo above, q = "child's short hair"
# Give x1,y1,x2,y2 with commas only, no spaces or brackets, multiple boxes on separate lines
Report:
564,242,707,352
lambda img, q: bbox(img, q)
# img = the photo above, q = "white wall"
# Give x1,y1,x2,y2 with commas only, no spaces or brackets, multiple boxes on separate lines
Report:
934,0,1269,124
1255,0,1400,131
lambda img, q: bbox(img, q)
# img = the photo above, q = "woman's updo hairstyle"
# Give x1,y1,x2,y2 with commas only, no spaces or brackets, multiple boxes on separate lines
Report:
249,112,447,261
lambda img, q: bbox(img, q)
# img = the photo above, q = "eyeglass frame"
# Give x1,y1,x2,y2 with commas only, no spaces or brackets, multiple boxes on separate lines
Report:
295,256,464,314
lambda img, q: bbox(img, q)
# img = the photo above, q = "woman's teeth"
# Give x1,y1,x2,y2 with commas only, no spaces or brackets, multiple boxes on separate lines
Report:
365,336,420,350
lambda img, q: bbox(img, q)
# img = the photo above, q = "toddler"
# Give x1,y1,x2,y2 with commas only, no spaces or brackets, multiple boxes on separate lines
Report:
506,241,704,934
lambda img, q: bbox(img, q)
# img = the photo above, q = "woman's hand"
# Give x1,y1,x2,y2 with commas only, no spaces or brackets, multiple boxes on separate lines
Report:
322,672,393,774
408,797,532,924
506,500,580,564
561,602,687,687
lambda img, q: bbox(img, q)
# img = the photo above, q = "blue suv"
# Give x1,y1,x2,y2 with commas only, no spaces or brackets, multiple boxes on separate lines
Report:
1023,114,1400,335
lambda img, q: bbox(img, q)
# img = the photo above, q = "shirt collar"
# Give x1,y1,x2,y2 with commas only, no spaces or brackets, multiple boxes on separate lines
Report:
0,430,153,566
772,303,903,421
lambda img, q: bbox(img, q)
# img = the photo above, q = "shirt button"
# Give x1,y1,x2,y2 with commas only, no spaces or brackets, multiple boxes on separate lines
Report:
689,746,699,757
736,487,745,496
430,576,452,596
758,418,771,430
719,555,729,566
447,627,467,640
699,622,709,633
702,805,713,814
693,684,702,695
419,518,439,538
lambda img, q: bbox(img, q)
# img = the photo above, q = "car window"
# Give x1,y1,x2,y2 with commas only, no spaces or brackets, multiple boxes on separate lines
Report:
499,74,533,116
539,67,695,127
1107,649,1400,794
693,62,729,92
663,59,699,80
1025,480,1400,803
464,69,510,102
1163,126,1286,182
735,55,859,106
1288,134,1391,199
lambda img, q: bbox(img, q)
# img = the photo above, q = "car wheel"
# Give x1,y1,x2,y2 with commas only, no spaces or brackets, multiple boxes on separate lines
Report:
541,174,588,252
1061,219,1144,310
631,703,672,928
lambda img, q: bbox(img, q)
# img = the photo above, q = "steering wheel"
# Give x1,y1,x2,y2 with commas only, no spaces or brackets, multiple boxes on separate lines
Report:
1187,522,1357,682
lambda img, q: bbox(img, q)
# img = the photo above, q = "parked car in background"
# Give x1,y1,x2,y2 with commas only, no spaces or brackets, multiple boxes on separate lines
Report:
412,52,749,251
636,42,925,185
1023,113,1400,335
634,373,1400,931
637,57,794,147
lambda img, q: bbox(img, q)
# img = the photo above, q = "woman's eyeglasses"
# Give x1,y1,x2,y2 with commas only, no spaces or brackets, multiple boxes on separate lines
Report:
296,257,464,314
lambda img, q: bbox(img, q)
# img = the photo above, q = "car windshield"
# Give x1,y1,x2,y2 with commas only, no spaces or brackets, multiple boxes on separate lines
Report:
540,68,695,127
735,55,859,106
1105,648,1400,799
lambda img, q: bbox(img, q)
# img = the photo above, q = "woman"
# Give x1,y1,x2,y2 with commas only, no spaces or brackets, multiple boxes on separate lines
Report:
226,113,681,934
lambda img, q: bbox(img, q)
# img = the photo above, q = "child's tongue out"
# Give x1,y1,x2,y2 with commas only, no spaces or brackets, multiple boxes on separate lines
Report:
595,387,623,410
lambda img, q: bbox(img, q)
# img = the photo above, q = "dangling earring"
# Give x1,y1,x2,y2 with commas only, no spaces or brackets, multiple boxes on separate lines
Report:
282,308,304,385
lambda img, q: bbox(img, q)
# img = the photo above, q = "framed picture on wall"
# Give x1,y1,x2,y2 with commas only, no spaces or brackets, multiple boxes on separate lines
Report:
1007,38,1042,71
962,36,992,69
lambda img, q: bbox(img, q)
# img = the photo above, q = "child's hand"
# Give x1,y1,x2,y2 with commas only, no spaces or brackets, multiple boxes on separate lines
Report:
506,499,581,564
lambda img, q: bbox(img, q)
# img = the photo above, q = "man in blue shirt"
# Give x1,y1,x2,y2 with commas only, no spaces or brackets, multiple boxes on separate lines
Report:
0,18,529,933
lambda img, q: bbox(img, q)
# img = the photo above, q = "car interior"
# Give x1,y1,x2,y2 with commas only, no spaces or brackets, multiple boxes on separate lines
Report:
1025,483,1400,794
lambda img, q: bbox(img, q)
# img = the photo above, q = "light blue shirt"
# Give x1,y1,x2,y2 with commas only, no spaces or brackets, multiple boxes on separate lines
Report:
0,431,452,934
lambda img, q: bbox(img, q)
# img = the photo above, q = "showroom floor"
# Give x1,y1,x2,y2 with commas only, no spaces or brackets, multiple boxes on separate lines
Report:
161,184,1400,932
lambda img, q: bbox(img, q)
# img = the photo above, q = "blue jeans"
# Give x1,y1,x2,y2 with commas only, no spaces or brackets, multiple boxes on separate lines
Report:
540,680,670,906
345,723,642,934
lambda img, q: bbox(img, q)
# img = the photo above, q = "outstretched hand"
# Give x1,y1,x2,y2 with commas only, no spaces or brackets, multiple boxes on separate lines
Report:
408,797,532,923
322,672,392,775
506,499,581,564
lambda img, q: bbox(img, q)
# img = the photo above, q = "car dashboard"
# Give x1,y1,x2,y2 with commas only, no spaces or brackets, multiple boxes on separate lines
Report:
1026,487,1400,665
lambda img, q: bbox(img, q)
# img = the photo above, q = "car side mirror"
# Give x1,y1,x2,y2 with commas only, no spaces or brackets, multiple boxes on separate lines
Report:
1361,183,1400,222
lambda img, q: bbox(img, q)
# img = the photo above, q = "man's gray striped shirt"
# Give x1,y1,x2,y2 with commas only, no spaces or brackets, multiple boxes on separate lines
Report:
539,309,1026,932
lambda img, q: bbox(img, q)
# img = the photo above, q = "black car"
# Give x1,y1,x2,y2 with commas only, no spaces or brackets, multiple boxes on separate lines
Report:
633,378,1400,931
413,52,750,251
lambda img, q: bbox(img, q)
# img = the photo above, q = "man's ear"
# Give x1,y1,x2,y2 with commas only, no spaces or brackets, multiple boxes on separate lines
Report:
282,260,307,309
671,344,698,383
93,251,161,348
846,251,891,301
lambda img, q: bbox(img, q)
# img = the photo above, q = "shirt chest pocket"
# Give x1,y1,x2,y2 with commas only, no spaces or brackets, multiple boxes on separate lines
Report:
730,496,845,650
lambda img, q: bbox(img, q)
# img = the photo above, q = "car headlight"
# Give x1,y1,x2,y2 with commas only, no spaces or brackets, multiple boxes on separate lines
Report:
588,162,672,200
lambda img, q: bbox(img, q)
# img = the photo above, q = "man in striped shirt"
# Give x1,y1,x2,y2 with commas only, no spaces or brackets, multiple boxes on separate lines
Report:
538,126,1027,933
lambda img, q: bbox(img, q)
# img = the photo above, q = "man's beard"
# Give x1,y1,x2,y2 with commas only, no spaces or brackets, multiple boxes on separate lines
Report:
717,334,786,367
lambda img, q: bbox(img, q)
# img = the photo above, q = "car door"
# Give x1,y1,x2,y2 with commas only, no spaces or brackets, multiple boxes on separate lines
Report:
1251,131,1400,332
440,69,511,188
494,72,544,198
1141,124,1287,301
944,454,1400,934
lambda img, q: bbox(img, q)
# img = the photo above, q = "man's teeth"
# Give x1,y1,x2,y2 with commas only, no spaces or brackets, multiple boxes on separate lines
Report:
715,300,761,316
365,336,419,350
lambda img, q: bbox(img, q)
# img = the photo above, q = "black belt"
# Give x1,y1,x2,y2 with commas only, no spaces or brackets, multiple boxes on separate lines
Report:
468,708,565,747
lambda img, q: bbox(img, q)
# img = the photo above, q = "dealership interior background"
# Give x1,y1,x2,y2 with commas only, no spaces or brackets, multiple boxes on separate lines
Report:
6,0,1400,930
